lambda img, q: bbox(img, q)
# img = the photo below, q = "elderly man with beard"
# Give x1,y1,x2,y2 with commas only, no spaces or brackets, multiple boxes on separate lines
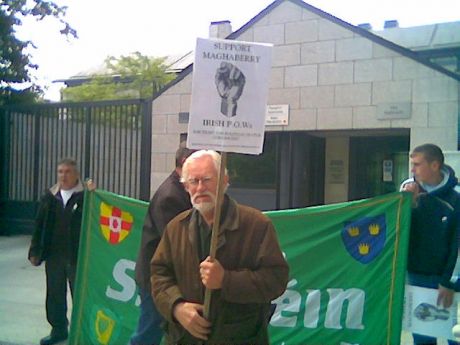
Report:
151,150,289,344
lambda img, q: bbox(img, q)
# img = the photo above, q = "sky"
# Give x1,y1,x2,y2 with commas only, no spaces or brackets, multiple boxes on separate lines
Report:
15,0,460,101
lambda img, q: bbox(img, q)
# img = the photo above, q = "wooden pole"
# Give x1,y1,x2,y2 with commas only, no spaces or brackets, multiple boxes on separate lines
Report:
203,151,227,320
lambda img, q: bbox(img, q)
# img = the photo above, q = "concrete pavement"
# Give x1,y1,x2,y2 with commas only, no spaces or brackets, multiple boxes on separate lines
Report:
0,235,67,345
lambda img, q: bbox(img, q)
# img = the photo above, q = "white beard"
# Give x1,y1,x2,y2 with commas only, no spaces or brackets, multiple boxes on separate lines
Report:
192,192,216,215
193,201,215,215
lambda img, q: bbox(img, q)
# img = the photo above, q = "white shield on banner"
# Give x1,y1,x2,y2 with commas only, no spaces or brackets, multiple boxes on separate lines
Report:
187,37,273,155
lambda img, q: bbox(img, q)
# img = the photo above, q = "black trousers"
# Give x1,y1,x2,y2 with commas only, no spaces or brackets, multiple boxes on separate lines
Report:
45,256,76,330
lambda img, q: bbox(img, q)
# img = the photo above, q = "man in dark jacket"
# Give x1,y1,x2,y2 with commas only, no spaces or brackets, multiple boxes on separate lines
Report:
130,143,194,345
401,143,460,345
28,158,92,345
151,150,289,344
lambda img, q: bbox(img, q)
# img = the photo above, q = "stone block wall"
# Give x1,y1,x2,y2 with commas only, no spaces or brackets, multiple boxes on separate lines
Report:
149,0,459,195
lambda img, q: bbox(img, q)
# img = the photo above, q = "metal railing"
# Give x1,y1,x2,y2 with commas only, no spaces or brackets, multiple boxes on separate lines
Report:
0,99,152,203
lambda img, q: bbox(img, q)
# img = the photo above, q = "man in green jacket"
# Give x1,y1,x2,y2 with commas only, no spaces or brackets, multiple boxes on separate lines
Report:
151,150,289,344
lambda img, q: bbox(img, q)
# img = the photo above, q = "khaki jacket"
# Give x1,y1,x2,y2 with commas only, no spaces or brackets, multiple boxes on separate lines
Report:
151,196,289,344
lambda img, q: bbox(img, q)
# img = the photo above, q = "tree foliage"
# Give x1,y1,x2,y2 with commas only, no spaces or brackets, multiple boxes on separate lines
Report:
0,0,76,106
62,52,176,102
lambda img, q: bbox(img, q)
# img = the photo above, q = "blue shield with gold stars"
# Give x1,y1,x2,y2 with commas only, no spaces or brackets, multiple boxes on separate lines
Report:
341,214,386,264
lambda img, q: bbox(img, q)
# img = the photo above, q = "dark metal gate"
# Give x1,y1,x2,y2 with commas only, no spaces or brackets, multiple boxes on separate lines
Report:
0,99,152,235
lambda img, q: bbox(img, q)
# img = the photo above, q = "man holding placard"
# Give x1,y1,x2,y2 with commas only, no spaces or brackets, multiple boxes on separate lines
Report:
151,150,288,344
401,143,460,344
151,36,286,343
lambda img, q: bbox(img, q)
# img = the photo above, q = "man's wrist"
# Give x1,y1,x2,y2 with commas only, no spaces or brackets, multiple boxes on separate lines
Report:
172,298,185,322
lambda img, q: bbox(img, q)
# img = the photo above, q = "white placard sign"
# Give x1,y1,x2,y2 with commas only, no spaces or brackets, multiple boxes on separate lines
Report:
187,38,273,155
403,284,459,340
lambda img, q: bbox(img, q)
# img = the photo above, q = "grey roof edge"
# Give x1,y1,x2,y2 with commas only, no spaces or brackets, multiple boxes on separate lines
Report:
153,0,460,101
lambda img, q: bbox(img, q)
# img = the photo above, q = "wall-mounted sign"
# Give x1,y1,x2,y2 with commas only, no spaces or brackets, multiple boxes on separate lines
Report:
266,104,289,126
383,160,393,182
328,159,345,184
377,102,411,120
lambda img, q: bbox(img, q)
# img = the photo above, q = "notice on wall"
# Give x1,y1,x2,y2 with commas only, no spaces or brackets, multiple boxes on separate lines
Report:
383,159,393,182
328,159,345,184
187,37,273,155
266,104,289,126
377,102,411,120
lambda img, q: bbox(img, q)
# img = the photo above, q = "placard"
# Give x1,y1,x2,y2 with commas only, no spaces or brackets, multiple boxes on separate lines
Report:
187,38,273,154
403,284,459,341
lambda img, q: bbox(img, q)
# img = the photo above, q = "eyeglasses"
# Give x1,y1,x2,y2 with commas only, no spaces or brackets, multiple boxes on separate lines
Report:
187,176,213,186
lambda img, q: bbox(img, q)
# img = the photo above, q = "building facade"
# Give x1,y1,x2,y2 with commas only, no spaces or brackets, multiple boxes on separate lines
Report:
149,0,459,210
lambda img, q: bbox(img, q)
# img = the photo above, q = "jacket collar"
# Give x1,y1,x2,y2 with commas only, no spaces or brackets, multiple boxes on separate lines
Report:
220,195,239,232
49,179,84,196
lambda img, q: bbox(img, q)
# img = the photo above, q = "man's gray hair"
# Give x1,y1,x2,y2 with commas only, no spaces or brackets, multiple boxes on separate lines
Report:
58,158,79,174
181,150,227,182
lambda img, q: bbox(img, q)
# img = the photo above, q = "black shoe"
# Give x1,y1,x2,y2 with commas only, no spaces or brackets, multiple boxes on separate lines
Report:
40,329,68,345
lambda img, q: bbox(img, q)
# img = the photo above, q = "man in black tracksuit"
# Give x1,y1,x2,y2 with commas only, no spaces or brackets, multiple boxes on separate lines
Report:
28,158,92,345
401,143,460,345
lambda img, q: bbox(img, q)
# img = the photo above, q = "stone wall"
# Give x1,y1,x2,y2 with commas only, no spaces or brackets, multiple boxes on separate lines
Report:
149,0,459,196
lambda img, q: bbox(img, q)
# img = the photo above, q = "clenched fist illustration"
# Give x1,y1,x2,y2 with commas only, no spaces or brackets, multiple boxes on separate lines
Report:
215,62,246,117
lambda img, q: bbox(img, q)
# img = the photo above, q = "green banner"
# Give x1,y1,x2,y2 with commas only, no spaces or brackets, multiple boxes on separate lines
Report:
70,190,411,345
70,189,147,345
267,192,411,345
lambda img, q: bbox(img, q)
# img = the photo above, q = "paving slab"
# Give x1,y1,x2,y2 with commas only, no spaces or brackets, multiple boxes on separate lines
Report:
0,235,68,345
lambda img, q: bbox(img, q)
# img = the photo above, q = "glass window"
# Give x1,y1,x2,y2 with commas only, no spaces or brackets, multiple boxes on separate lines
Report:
227,134,277,189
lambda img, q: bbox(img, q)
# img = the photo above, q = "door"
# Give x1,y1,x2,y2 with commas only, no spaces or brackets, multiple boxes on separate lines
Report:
349,136,409,201
227,132,325,211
